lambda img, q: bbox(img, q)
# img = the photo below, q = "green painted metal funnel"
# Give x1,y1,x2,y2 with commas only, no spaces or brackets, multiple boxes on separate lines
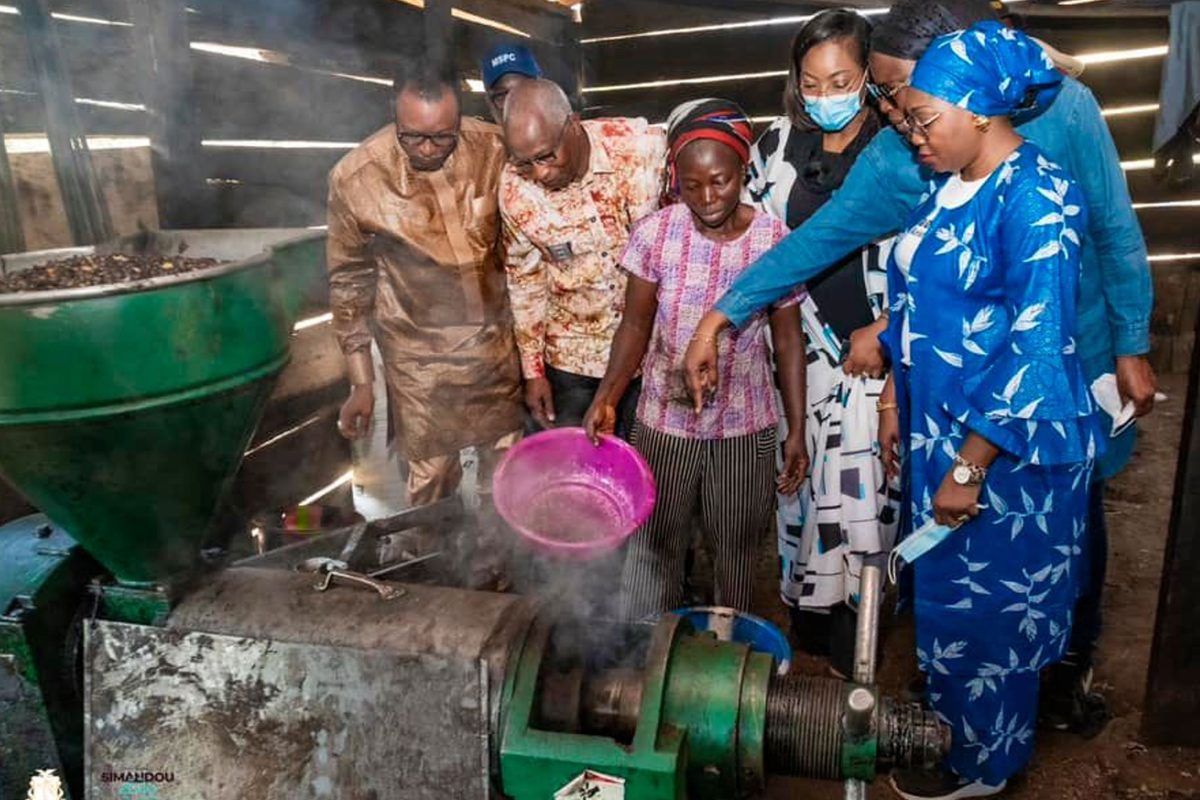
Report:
0,230,327,587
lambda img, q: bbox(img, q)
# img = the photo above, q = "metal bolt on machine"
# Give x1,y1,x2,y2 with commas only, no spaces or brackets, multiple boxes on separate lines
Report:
0,230,947,799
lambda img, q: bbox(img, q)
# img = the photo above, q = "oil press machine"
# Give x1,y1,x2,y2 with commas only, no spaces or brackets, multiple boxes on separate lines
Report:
0,230,946,799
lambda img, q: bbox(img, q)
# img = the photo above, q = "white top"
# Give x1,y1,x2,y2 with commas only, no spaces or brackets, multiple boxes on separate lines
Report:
893,173,989,272
939,172,989,209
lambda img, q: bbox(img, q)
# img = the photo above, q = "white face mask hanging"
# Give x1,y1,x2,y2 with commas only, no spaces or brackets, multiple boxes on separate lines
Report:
887,519,958,583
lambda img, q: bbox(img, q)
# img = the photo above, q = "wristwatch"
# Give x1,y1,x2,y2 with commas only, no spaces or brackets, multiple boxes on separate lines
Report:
952,454,987,487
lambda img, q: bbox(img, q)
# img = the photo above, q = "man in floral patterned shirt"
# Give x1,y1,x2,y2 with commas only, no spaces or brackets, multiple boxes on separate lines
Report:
499,79,666,432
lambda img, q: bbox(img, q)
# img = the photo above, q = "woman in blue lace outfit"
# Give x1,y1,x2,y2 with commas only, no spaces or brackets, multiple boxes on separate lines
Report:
878,23,1105,800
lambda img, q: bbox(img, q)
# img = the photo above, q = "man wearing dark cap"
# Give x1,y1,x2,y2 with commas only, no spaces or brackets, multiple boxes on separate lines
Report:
481,42,543,124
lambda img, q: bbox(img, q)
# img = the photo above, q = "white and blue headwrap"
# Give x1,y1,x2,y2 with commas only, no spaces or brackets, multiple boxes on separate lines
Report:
910,21,1063,117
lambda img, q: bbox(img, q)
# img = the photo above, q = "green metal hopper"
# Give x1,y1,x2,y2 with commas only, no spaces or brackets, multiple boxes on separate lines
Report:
0,229,326,587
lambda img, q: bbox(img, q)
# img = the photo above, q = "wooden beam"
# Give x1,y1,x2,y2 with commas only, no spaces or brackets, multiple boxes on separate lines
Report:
582,0,815,39
42,21,143,106
192,57,390,142
127,0,211,228
184,3,422,80
15,0,113,245
549,11,583,106
1142,310,1200,745
454,0,575,45
425,0,454,69
581,77,788,123
0,113,26,254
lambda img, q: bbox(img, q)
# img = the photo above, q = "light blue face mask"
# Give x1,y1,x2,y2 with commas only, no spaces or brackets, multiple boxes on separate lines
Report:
803,73,867,132
887,519,957,584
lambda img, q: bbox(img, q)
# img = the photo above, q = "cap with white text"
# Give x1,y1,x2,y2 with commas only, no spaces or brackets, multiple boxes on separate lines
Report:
481,43,543,89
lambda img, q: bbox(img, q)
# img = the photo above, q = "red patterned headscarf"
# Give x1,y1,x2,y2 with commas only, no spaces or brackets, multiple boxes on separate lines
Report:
665,98,753,193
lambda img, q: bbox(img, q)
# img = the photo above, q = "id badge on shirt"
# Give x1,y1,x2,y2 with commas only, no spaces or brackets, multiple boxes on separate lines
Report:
547,241,575,262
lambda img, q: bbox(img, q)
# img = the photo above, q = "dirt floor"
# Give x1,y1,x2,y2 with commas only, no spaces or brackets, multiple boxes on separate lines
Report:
755,372,1199,800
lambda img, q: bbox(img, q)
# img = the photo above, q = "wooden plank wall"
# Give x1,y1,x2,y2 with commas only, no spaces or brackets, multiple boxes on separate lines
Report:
5,146,157,251
579,1,1196,374
0,0,580,230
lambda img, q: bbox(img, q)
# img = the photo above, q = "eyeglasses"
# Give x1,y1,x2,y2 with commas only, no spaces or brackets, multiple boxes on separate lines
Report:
901,110,944,140
396,129,459,148
487,88,511,109
508,118,570,171
866,77,909,107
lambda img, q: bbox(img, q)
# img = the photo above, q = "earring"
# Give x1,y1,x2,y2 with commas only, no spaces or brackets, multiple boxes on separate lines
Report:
973,115,992,132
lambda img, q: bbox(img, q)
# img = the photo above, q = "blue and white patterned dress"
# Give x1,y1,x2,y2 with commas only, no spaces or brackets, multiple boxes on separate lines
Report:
883,142,1104,785
748,115,901,614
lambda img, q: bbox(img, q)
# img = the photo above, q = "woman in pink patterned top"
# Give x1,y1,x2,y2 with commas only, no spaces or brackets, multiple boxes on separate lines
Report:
584,98,809,619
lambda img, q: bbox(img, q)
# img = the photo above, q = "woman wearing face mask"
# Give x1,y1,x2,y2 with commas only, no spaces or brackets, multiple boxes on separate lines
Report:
880,23,1103,799
584,99,808,620
748,9,898,679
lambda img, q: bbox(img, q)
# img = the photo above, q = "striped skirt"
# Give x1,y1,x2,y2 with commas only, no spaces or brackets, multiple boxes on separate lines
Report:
620,421,778,620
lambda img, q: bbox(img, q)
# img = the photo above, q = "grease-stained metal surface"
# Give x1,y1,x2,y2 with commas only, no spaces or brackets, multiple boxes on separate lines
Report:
0,653,65,799
0,514,98,800
167,567,535,662
85,621,493,800
84,571,539,799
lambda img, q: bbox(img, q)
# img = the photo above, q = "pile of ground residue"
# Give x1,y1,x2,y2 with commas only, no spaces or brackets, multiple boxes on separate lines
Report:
0,253,223,293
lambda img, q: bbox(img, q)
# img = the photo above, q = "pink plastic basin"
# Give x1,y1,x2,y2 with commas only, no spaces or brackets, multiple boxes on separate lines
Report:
492,428,656,559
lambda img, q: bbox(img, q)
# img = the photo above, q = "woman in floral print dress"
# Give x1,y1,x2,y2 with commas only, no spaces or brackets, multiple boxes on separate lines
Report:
878,23,1105,800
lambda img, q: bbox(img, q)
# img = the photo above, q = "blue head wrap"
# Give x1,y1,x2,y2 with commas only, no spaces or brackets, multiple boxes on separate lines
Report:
910,21,1063,117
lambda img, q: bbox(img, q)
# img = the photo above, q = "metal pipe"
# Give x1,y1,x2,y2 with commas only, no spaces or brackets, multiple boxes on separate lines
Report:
369,551,442,578
846,564,884,799
852,565,883,685
844,781,869,800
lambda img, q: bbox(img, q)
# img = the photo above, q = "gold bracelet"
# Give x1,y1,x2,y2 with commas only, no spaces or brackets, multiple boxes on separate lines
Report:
876,401,899,413
691,332,718,346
